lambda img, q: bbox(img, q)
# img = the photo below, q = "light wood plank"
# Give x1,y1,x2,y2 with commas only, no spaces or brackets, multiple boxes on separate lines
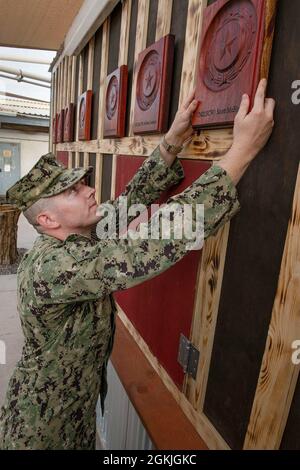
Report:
97,18,110,140
178,0,207,107
117,305,230,450
63,56,68,108
184,223,230,409
260,0,278,79
128,0,150,136
118,0,132,66
56,128,232,159
244,165,300,450
95,153,103,204
87,36,95,90
71,55,77,103
155,0,173,41
75,53,84,167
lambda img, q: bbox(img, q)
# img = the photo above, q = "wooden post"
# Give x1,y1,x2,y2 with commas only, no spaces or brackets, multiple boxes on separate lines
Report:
0,204,20,265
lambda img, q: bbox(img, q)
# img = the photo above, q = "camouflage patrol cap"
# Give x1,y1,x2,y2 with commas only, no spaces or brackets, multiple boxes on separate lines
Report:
7,152,93,211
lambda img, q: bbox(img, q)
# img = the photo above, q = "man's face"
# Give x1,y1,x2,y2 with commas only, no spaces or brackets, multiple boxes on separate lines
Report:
51,179,100,230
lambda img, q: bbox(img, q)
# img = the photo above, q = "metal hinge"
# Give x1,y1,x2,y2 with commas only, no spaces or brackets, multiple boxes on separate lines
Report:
177,334,200,380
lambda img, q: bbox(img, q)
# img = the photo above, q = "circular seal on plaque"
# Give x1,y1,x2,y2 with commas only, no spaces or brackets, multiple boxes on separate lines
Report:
137,50,161,111
202,0,257,91
79,98,86,129
106,75,119,120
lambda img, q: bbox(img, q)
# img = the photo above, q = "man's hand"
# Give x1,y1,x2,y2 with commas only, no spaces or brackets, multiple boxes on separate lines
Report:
159,89,199,167
219,79,275,185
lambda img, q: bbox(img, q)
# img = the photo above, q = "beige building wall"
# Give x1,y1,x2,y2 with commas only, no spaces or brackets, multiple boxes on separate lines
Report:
0,129,49,177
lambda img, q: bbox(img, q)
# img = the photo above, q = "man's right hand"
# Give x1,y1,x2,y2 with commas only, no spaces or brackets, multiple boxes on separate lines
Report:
218,79,275,185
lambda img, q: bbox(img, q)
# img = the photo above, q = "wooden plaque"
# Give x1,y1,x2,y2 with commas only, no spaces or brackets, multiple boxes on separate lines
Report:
192,0,268,129
63,103,74,143
78,90,93,140
104,65,128,138
133,34,175,135
57,110,64,144
52,114,58,144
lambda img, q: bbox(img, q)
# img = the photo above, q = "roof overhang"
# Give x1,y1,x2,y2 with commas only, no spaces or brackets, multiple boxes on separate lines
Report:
0,0,84,51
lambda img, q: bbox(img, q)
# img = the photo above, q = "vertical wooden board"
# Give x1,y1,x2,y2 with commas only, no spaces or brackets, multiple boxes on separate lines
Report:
155,0,173,41
125,0,138,136
128,0,150,136
244,165,300,450
146,0,159,47
203,0,300,449
82,43,89,92
89,153,97,188
178,0,206,108
71,152,76,168
107,1,122,75
281,377,300,449
91,26,103,140
114,157,210,388
101,154,113,202
79,152,84,167
169,0,189,124
74,56,80,140
118,0,132,67
98,19,110,139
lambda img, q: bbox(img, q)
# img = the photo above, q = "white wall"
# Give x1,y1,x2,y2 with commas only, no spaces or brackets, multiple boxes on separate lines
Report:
0,128,49,177
97,361,153,450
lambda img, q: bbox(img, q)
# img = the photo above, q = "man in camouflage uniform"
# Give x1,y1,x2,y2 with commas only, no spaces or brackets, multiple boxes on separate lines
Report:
0,81,275,449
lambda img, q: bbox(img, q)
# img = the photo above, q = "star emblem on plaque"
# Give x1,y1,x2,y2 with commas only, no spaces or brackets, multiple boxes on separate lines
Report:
133,34,175,135
104,65,128,138
57,110,64,144
78,90,93,140
192,0,272,129
63,103,74,143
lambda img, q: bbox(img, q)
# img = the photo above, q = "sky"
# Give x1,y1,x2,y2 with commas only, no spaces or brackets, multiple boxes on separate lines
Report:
0,46,56,102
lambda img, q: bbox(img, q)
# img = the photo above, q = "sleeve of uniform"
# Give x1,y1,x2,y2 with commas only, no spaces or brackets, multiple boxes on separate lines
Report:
34,165,240,305
97,145,184,231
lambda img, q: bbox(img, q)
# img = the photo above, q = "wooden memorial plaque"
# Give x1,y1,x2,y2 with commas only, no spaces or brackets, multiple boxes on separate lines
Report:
63,103,74,143
133,34,175,135
78,90,92,140
52,114,58,144
192,0,268,129
104,65,128,138
57,110,64,144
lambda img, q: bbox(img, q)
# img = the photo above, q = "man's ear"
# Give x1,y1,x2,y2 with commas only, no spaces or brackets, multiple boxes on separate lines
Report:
36,211,60,230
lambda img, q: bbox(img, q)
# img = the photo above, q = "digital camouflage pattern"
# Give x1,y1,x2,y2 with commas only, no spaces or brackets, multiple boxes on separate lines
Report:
0,147,240,449
6,153,92,211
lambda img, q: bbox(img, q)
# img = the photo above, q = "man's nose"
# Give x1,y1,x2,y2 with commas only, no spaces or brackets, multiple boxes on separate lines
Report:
86,186,96,198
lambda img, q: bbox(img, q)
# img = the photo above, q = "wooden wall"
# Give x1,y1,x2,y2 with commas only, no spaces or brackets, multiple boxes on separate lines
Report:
51,0,300,450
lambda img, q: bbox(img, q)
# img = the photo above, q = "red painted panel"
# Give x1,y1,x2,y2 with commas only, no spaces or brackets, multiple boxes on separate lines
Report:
114,156,210,388
192,0,266,129
57,110,64,144
56,151,69,168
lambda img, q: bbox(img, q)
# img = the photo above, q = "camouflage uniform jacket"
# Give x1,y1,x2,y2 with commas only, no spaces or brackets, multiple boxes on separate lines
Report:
0,147,240,449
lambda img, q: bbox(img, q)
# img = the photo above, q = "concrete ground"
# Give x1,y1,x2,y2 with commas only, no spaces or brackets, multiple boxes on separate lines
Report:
0,215,37,407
